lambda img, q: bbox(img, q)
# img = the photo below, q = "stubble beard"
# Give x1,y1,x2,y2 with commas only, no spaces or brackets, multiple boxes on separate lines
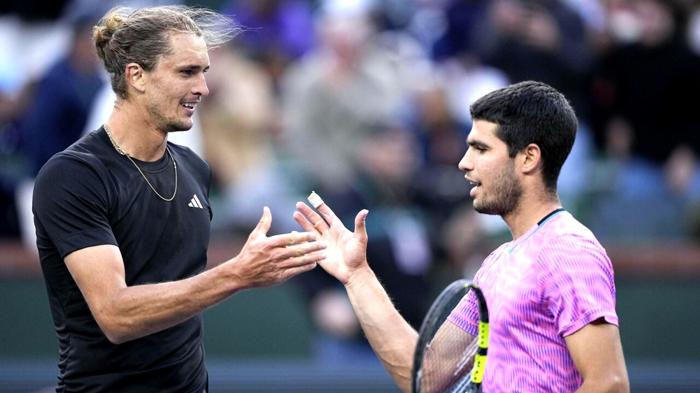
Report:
473,161,523,217
147,101,193,133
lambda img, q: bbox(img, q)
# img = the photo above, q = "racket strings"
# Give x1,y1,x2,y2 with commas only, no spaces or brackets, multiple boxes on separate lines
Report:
454,338,479,377
419,326,479,393
412,281,489,393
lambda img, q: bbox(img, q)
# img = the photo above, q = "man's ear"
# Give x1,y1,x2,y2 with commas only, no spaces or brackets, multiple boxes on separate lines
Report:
125,63,146,94
520,143,542,174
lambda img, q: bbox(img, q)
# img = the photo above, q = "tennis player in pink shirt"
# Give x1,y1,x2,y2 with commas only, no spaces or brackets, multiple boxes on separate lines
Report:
294,81,629,392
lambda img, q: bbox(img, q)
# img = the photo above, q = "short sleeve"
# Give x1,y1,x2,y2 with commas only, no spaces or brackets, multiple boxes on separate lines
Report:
447,290,479,336
33,154,117,258
538,237,619,337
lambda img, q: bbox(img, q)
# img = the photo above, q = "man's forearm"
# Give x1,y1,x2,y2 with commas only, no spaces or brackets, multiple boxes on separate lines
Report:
97,259,241,344
345,266,418,393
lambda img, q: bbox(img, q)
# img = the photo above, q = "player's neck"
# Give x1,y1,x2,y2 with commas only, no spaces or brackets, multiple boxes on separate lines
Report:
107,102,168,162
503,193,562,240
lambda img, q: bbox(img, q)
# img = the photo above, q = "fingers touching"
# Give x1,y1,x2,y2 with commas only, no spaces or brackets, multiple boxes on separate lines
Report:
294,196,369,242
236,207,328,287
294,202,330,234
268,230,318,248
238,194,370,289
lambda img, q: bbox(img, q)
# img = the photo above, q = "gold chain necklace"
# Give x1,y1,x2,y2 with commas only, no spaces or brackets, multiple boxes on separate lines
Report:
104,124,178,202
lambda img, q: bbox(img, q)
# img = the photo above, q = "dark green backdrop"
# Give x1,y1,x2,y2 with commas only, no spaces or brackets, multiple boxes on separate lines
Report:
1,278,699,360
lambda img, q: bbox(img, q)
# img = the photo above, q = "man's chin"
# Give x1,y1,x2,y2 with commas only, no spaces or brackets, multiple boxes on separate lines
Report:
166,121,194,132
473,202,500,216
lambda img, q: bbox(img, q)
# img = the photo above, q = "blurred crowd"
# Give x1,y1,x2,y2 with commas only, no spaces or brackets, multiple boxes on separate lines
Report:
2,0,700,362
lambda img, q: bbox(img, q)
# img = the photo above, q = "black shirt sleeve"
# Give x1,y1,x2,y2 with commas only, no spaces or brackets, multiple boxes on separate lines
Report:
33,153,117,258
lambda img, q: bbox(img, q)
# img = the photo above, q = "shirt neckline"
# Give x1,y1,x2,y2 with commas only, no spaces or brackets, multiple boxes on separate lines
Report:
507,208,567,253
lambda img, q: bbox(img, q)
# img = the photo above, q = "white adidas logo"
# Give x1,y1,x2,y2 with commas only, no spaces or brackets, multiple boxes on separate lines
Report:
188,194,204,209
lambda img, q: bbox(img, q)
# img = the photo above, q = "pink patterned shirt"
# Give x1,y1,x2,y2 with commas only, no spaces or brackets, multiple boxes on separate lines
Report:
448,211,618,392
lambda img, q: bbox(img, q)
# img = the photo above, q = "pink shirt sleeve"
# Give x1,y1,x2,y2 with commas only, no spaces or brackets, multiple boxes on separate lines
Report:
538,236,619,337
447,289,480,336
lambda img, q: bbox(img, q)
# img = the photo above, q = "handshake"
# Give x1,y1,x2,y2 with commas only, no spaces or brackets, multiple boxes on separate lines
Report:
232,191,370,289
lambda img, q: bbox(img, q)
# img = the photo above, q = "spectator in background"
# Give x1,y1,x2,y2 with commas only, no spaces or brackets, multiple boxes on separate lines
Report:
477,0,592,115
0,62,35,240
293,120,432,363
13,13,104,249
196,41,302,234
411,87,472,217
590,0,700,167
281,0,429,194
422,1,513,238
586,0,700,241
18,15,103,176
406,86,515,246
0,1,92,240
278,1,438,362
431,0,489,62
438,203,492,281
220,0,315,91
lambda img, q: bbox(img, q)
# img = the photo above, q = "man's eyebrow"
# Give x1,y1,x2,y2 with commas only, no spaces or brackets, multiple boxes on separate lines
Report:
467,139,489,149
178,64,210,71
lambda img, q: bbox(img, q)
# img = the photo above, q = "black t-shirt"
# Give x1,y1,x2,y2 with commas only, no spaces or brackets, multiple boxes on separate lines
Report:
33,128,212,392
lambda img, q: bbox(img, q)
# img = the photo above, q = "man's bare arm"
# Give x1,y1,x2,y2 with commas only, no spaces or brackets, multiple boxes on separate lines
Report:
566,321,630,393
294,200,475,392
66,207,325,344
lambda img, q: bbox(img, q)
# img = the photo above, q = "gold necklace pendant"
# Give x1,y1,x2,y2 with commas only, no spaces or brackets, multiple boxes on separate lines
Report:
104,124,178,202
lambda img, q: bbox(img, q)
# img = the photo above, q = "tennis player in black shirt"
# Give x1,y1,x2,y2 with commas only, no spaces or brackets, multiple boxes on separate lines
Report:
32,6,326,392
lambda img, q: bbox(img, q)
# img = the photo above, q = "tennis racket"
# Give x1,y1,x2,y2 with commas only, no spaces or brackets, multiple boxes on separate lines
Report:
411,279,490,393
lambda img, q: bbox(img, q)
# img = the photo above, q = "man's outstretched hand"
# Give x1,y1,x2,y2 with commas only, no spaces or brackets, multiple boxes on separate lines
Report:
293,198,369,285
